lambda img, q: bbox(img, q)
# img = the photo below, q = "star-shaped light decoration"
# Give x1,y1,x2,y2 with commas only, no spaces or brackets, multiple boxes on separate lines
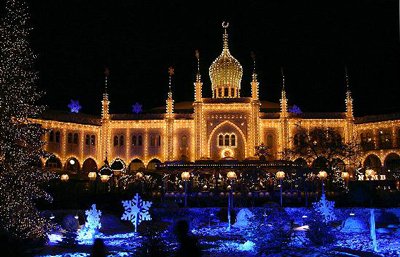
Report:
131,102,143,114
68,99,82,113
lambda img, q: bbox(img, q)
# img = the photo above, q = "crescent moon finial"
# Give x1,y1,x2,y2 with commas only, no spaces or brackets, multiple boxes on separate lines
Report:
222,21,229,29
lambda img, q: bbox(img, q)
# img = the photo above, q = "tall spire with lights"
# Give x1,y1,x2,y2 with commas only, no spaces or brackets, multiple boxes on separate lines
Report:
250,51,259,100
280,67,288,118
102,68,110,120
345,66,354,120
166,67,174,117
194,50,203,102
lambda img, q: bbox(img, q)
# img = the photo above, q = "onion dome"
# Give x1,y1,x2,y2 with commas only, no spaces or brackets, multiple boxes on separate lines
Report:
209,22,243,98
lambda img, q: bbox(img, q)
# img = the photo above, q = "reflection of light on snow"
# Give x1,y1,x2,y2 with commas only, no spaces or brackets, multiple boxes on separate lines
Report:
47,233,63,244
293,225,309,231
238,240,255,251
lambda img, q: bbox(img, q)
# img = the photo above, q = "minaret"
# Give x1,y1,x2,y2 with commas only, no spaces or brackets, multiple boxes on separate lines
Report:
166,67,174,117
279,67,289,156
250,52,261,156
194,50,203,102
165,67,175,161
344,66,355,144
250,51,259,100
279,67,288,118
101,68,111,162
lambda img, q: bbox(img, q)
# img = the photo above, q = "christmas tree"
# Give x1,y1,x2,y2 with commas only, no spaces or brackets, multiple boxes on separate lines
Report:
0,0,54,241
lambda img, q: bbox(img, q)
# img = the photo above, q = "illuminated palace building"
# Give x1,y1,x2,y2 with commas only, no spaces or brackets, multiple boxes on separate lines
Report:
36,24,400,176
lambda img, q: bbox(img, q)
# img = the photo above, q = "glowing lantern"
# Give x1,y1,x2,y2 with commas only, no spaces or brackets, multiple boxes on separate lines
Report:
60,174,69,182
318,171,328,180
100,175,110,182
276,171,285,180
88,171,97,181
227,171,237,181
181,171,190,181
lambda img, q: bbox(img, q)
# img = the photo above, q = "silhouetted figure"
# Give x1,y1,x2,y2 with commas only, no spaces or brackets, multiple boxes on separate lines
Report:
174,220,201,257
90,238,107,257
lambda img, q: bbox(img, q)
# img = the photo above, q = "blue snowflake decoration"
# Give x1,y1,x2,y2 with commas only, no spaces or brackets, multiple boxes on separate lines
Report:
131,102,142,114
289,104,302,114
121,193,152,232
68,99,82,113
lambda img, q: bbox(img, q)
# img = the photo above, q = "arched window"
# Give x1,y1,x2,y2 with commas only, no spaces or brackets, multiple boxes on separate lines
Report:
55,131,60,143
224,135,230,146
49,131,54,142
138,135,143,146
218,135,223,146
378,129,392,149
91,135,95,146
73,133,79,144
119,135,124,146
114,136,119,146
85,135,90,145
230,134,236,146
67,133,72,144
157,135,161,147
267,134,273,148
150,135,155,147
132,135,137,146
181,135,188,147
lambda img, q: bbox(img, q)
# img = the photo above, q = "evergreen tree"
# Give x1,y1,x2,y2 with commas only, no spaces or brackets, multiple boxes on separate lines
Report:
0,0,54,241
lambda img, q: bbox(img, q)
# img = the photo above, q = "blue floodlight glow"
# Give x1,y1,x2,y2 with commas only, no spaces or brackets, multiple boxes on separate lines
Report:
68,100,82,113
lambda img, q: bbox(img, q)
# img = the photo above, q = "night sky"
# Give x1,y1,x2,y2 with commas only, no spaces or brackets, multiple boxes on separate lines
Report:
21,0,400,116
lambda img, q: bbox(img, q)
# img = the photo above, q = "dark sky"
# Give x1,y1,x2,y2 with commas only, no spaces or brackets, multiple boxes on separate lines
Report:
23,0,400,116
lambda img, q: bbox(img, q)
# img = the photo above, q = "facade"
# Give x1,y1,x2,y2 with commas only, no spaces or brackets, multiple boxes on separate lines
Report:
35,24,400,175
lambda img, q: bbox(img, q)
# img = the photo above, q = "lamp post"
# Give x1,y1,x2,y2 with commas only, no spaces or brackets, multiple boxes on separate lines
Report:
276,171,285,207
318,170,328,195
181,171,190,207
341,171,350,188
227,171,237,231
365,168,374,181
60,174,69,182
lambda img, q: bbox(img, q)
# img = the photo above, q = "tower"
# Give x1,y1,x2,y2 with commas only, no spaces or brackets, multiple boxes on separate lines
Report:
250,52,261,152
279,68,289,155
193,51,204,159
101,68,111,162
194,50,203,102
165,67,175,161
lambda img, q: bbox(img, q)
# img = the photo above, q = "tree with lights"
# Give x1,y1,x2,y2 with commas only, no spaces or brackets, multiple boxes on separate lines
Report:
285,126,361,190
0,0,54,243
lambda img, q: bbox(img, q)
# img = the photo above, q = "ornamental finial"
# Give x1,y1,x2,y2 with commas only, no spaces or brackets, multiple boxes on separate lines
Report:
104,67,110,93
281,67,285,91
222,21,229,50
168,66,174,98
195,49,201,82
345,65,350,90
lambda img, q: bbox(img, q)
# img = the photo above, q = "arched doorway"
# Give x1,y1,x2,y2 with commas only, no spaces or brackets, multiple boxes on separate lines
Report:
147,158,161,171
363,154,382,170
384,153,400,173
208,121,246,161
82,158,98,173
128,159,145,173
45,155,62,170
65,157,80,173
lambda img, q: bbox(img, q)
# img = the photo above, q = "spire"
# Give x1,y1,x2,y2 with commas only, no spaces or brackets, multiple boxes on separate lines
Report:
250,51,259,100
102,68,110,120
195,49,201,82
280,67,288,117
168,66,174,99
166,66,174,116
103,67,109,99
194,50,203,102
344,66,354,119
222,21,229,51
